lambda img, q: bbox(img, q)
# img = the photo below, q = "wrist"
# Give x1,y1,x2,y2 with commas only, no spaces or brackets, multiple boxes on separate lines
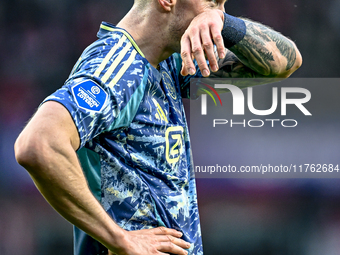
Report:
102,223,128,253
221,12,246,48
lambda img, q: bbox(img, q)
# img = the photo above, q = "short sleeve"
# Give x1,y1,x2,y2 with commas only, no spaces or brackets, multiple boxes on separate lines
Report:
43,77,118,148
43,31,149,148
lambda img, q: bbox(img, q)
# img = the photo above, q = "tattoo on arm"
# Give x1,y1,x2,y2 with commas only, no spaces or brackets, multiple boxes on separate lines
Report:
257,24,296,70
208,49,278,91
211,50,263,78
229,21,297,75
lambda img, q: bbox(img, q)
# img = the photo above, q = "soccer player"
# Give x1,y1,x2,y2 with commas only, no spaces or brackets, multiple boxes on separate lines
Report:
14,0,301,254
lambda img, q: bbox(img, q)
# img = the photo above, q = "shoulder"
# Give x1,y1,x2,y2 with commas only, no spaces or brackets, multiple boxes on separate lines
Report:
74,35,147,83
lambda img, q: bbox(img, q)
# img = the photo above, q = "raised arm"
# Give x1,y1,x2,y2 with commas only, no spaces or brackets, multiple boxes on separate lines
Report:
180,8,302,78
14,101,190,255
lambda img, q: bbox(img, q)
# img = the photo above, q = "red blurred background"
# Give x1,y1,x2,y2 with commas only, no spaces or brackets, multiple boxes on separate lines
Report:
1,0,340,254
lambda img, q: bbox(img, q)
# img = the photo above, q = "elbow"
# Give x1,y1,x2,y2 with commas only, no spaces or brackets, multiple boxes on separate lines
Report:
14,134,44,171
15,137,34,169
292,48,303,72
286,46,303,77
273,43,303,78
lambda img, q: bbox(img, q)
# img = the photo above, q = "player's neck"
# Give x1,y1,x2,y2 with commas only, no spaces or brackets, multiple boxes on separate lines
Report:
117,7,175,68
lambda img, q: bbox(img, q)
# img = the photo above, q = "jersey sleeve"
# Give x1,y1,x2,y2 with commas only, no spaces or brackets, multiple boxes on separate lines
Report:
43,33,149,148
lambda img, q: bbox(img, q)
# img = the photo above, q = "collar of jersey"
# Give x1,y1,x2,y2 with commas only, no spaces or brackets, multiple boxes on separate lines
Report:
98,22,163,84
98,22,145,58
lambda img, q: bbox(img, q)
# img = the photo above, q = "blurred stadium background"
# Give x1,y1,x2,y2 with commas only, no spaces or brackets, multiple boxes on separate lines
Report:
1,0,340,254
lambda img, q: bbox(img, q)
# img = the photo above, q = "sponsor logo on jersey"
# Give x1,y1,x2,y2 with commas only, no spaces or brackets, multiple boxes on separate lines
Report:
71,80,108,112
165,126,184,164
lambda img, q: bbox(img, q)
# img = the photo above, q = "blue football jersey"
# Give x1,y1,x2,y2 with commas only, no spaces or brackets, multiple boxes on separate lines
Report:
43,22,203,255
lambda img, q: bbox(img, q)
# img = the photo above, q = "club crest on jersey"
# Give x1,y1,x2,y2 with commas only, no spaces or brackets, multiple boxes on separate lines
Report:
162,71,177,100
71,80,108,112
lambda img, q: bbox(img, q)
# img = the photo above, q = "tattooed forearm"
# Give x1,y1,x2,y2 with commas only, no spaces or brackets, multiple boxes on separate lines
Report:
237,35,275,66
211,49,263,78
257,24,297,70
208,49,279,91
228,20,298,76
247,23,271,42
211,19,301,79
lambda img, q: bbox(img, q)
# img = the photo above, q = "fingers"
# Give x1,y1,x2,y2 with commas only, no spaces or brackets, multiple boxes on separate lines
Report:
193,30,211,77
156,236,190,255
152,227,191,254
158,240,189,255
210,22,225,60
181,26,210,77
180,9,225,77
165,235,191,250
181,35,196,76
153,226,183,238
116,227,191,255
201,27,218,73
210,9,225,60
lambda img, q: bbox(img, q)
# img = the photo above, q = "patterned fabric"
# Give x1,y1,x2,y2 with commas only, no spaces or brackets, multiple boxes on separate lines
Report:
43,22,203,255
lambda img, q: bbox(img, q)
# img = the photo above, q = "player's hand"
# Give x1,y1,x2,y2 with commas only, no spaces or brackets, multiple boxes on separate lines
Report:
108,227,191,255
180,9,225,77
